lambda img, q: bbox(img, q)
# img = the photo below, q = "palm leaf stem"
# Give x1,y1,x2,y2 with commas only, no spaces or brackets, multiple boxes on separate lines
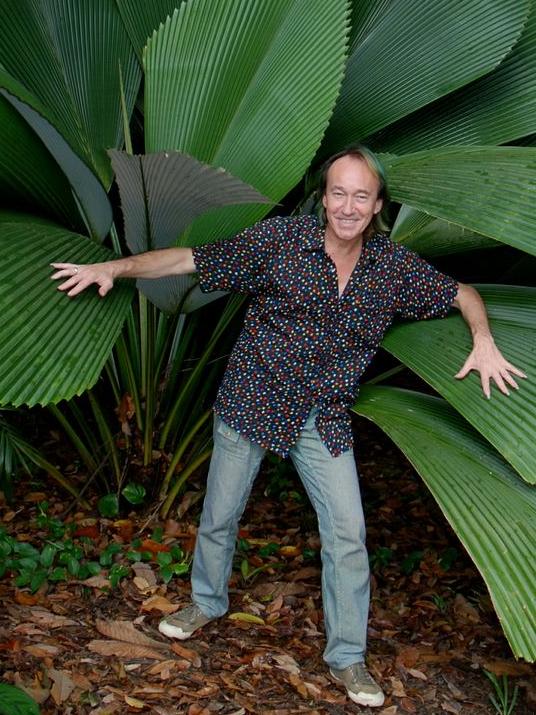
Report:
159,408,212,500
48,404,98,476
158,295,243,449
160,447,212,519
87,390,121,486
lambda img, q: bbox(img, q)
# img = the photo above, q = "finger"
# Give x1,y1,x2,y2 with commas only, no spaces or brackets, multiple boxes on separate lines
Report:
51,269,76,280
480,372,491,399
57,276,80,291
455,363,472,379
491,372,509,397
501,370,519,390
67,279,91,297
503,362,527,379
50,262,76,269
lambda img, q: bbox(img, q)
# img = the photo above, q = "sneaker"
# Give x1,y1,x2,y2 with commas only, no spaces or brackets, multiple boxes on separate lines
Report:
158,603,213,640
330,662,385,707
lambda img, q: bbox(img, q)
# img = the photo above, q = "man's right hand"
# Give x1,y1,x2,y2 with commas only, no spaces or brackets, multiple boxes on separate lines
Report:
50,262,115,298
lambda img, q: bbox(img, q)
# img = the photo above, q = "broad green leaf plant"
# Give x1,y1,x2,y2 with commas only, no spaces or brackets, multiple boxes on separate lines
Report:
0,0,534,660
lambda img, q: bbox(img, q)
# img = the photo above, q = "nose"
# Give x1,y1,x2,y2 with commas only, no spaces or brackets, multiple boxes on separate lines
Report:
341,196,354,215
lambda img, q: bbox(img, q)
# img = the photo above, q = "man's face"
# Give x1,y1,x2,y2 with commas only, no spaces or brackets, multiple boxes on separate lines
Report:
322,155,383,245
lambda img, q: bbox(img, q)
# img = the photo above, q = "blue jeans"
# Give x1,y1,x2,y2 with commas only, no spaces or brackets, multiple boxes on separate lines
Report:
191,409,370,669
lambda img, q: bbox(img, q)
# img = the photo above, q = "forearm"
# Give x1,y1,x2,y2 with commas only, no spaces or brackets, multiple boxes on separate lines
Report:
452,282,493,344
108,247,195,280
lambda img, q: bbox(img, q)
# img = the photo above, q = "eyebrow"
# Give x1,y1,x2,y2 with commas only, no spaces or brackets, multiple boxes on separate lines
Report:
331,185,371,195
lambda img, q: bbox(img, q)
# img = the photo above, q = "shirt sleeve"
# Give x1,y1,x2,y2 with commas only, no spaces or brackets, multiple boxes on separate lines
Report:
191,217,282,294
395,244,459,320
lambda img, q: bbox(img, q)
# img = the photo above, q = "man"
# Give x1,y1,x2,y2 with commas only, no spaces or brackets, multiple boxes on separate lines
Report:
51,147,524,708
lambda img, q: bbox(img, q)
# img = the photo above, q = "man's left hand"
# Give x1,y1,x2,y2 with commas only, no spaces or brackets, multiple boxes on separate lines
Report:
455,336,527,399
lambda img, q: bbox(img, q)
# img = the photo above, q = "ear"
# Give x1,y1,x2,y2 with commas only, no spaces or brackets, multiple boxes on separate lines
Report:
374,197,383,214
322,192,327,209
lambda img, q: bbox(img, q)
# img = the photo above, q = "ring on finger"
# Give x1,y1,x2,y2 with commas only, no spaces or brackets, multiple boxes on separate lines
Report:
73,266,79,274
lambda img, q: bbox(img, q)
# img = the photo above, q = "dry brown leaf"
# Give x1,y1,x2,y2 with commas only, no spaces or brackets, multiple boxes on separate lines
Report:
29,608,78,628
407,667,428,681
441,701,462,714
95,618,167,648
453,594,480,624
88,639,167,660
266,594,284,614
399,697,417,713
253,581,307,598
272,654,300,675
482,658,534,676
132,561,157,586
169,641,201,667
140,595,178,614
395,646,421,668
390,677,406,698
14,591,40,606
24,643,60,658
379,707,398,715
80,574,111,588
188,705,211,715
288,673,309,698
48,668,75,705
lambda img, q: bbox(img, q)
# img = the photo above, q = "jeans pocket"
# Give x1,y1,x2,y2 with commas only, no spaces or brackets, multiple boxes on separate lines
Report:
215,417,241,444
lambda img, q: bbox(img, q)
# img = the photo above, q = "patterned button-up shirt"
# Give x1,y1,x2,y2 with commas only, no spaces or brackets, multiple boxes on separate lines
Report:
192,215,458,457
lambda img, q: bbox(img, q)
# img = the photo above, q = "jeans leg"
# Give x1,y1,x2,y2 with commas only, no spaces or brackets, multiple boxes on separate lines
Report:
191,416,265,618
289,411,369,669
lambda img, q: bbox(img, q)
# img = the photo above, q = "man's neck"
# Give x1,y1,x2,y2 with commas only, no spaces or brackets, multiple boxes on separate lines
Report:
323,230,364,260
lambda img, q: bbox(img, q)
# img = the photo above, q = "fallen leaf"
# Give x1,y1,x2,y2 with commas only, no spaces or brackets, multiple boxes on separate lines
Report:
272,654,300,675
379,707,398,715
24,643,60,657
169,642,201,667
280,545,301,557
390,677,406,698
140,539,170,555
453,594,480,624
95,619,167,648
482,658,534,676
14,591,40,606
80,575,111,589
48,669,75,705
266,594,284,614
28,608,78,628
140,595,178,614
88,639,167,660
441,701,462,714
228,612,265,625
407,668,428,681
125,695,147,709
288,673,309,698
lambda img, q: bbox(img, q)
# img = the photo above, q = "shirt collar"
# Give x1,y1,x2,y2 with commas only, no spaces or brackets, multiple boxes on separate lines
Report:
302,220,382,268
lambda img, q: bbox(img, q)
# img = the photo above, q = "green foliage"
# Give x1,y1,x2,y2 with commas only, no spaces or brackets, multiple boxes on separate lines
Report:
484,671,520,715
0,683,40,715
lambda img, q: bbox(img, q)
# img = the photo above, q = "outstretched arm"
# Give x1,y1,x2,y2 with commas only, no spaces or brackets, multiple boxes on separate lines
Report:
50,247,196,297
452,282,526,398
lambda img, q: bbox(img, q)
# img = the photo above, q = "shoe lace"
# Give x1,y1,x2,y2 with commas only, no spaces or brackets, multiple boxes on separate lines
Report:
349,663,376,685
182,604,204,623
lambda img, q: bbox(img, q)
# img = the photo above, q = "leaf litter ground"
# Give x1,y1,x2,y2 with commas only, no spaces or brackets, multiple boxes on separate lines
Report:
0,417,534,714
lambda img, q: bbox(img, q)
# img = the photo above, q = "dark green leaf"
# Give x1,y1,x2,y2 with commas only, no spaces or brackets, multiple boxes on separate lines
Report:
121,482,146,505
0,682,40,715
98,494,120,518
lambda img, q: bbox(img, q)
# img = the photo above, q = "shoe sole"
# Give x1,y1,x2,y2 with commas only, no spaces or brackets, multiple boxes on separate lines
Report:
329,669,385,708
158,621,194,640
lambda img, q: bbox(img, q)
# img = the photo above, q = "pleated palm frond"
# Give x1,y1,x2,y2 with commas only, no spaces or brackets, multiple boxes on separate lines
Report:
143,0,350,243
0,220,134,406
353,386,536,662
0,0,142,238
110,150,270,312
320,0,530,156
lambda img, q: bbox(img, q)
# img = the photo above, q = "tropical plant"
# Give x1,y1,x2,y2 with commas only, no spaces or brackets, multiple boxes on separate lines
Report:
0,0,534,662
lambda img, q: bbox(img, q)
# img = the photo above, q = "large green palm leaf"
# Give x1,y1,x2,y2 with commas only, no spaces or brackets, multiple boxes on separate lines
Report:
382,147,536,257
367,3,536,153
380,286,536,484
320,0,529,156
353,386,536,661
0,220,134,406
143,0,350,243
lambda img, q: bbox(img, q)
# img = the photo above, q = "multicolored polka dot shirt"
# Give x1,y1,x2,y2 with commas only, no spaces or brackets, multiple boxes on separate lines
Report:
192,215,458,457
